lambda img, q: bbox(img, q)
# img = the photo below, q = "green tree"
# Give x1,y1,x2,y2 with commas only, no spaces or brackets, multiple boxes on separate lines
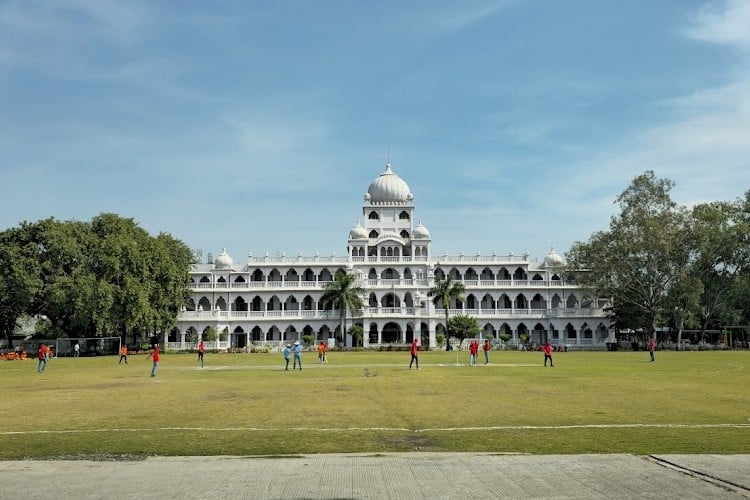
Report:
428,277,465,351
321,270,365,347
1,214,192,346
203,326,218,342
349,324,364,348
0,232,42,348
687,194,750,341
447,314,480,342
567,171,691,346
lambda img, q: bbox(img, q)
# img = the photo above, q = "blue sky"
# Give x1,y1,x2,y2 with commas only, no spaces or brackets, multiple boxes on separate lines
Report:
1,0,748,264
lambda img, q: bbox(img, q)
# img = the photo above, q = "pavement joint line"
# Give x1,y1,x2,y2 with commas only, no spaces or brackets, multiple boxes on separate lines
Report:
647,454,750,496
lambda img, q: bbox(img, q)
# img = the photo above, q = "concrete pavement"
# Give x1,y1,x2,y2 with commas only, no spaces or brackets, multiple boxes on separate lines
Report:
1,453,748,499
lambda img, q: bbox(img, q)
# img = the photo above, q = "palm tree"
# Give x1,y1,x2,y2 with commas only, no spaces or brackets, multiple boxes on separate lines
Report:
321,270,365,347
428,277,465,351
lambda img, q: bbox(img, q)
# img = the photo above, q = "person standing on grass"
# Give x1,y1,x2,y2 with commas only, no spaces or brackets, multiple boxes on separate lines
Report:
543,341,554,367
483,339,491,365
283,344,292,371
409,338,419,370
73,342,80,358
469,339,479,366
317,342,327,364
198,340,205,368
37,343,47,372
119,344,128,364
149,344,160,377
649,337,656,362
293,341,302,370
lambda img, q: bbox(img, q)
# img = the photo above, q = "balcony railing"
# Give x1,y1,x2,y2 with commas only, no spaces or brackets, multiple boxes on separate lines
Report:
178,306,605,321
190,278,569,290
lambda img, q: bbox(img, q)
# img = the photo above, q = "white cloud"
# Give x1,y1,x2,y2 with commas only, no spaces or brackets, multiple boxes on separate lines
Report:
685,0,750,49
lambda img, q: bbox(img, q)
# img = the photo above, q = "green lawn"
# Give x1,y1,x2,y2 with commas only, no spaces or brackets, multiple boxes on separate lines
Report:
1,349,748,458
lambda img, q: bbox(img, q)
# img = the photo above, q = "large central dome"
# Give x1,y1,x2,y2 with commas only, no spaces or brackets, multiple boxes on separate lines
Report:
366,164,413,204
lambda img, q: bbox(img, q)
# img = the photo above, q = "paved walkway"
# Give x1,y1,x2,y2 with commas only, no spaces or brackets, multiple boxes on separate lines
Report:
2,453,748,499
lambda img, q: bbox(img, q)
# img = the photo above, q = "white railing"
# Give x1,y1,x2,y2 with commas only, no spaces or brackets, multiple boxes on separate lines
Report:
178,306,605,322
192,277,572,290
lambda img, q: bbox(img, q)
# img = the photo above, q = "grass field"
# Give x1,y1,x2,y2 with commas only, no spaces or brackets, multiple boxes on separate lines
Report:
1,349,748,459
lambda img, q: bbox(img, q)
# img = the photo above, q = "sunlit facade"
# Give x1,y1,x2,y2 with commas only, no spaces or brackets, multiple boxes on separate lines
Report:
169,163,610,350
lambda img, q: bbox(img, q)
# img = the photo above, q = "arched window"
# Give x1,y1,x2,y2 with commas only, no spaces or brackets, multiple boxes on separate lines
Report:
369,230,379,239
368,211,379,220
399,211,410,220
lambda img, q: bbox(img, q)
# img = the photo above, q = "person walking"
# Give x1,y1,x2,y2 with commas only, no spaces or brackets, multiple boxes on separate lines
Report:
483,339,491,365
119,344,128,364
73,342,80,358
283,344,291,371
543,341,554,367
149,344,160,377
37,343,47,372
293,341,302,370
198,340,205,368
649,337,656,362
409,338,419,370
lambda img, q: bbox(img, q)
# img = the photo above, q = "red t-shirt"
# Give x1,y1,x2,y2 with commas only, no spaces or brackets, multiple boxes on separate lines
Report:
470,342,479,355
410,342,418,355
483,342,491,352
151,349,160,362
198,342,204,353
543,344,552,356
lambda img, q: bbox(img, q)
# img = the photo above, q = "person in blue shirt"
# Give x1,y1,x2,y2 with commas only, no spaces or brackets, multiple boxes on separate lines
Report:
293,341,302,370
283,344,292,371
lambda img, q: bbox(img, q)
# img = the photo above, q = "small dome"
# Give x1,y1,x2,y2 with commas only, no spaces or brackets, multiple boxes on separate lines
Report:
214,248,234,269
348,221,368,240
544,247,564,267
366,163,412,204
412,220,430,239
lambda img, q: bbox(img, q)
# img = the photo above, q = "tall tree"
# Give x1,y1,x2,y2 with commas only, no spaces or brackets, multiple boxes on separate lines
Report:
0,230,42,348
688,194,750,340
321,270,365,347
567,171,691,345
428,277,465,351
0,214,193,345
146,232,194,346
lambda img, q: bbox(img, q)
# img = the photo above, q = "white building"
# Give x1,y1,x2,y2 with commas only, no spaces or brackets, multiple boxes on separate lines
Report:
170,163,610,350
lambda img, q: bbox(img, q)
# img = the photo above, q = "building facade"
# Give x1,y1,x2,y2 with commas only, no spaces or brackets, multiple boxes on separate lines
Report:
170,164,610,350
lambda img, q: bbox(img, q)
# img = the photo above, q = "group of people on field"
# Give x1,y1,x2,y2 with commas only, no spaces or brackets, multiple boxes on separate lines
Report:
283,341,304,370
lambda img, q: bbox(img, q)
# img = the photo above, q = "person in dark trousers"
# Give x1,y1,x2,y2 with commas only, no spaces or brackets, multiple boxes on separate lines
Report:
198,340,205,368
543,341,554,367
119,344,128,364
409,339,419,369
649,337,656,362
283,344,291,370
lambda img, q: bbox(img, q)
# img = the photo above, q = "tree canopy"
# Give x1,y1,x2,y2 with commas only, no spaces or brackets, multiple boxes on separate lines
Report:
0,214,193,347
567,171,750,345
